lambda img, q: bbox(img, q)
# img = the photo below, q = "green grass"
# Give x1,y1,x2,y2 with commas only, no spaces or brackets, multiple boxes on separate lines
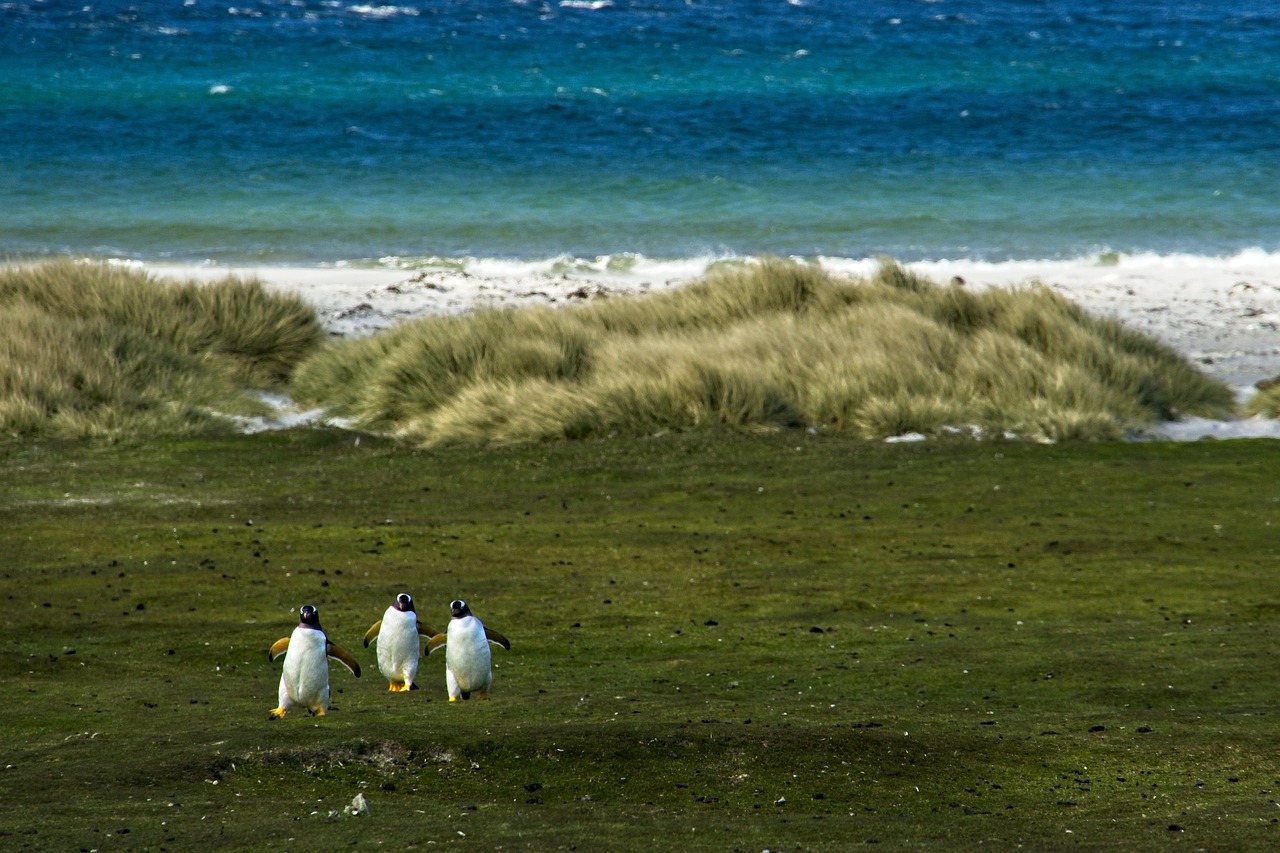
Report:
0,260,324,440
293,258,1236,445
3,431,1279,850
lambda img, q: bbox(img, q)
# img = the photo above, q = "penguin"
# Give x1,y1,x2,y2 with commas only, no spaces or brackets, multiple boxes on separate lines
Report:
362,592,438,692
267,604,361,719
426,599,511,701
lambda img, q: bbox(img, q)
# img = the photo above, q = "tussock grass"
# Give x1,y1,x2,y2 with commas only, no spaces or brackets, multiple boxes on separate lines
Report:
0,259,324,440
1245,381,1280,418
294,258,1235,445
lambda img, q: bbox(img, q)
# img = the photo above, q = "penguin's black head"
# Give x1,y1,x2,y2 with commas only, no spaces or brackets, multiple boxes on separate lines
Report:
299,605,321,628
450,599,470,619
395,593,414,612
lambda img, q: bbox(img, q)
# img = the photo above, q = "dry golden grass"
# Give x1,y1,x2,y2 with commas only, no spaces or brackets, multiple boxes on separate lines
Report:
0,259,324,440
1244,383,1280,418
293,258,1236,445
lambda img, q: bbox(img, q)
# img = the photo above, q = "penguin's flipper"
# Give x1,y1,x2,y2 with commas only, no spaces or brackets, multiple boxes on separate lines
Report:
327,642,362,678
416,620,439,638
426,633,448,655
268,636,290,662
484,627,512,651
362,620,382,648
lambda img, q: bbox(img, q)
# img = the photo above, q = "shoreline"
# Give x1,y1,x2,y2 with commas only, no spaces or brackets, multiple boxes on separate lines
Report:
143,253,1280,392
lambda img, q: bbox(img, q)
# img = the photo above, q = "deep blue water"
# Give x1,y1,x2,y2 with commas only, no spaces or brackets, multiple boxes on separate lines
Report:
4,0,1280,264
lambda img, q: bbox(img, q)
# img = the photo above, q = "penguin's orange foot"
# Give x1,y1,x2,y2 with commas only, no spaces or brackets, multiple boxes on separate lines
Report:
269,707,287,720
389,681,412,692
313,707,327,716
448,695,460,702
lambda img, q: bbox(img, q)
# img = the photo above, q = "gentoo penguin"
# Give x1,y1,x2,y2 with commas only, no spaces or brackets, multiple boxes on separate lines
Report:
267,604,361,719
362,592,438,692
426,599,511,701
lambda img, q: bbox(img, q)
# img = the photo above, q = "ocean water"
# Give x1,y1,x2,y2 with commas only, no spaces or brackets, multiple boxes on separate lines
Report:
4,0,1280,268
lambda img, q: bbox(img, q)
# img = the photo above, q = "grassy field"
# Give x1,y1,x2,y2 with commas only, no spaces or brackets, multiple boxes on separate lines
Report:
3,430,1279,850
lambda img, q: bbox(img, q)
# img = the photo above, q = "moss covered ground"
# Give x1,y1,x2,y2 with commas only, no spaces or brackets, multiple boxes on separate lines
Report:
2,430,1279,850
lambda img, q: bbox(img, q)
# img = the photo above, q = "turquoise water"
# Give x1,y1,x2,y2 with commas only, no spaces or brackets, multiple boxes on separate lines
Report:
4,0,1280,264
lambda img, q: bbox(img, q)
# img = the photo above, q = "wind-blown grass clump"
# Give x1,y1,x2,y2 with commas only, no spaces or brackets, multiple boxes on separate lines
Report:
292,258,1235,445
1,259,324,440
1244,380,1280,418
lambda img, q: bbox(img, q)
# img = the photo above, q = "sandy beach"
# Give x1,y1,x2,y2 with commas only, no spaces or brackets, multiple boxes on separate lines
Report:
150,253,1280,394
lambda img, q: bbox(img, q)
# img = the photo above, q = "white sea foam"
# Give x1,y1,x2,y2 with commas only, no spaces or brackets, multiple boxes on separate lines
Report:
346,5,419,18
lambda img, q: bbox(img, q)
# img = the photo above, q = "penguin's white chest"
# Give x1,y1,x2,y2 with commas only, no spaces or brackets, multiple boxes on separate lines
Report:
446,617,492,693
377,607,421,682
282,626,330,707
